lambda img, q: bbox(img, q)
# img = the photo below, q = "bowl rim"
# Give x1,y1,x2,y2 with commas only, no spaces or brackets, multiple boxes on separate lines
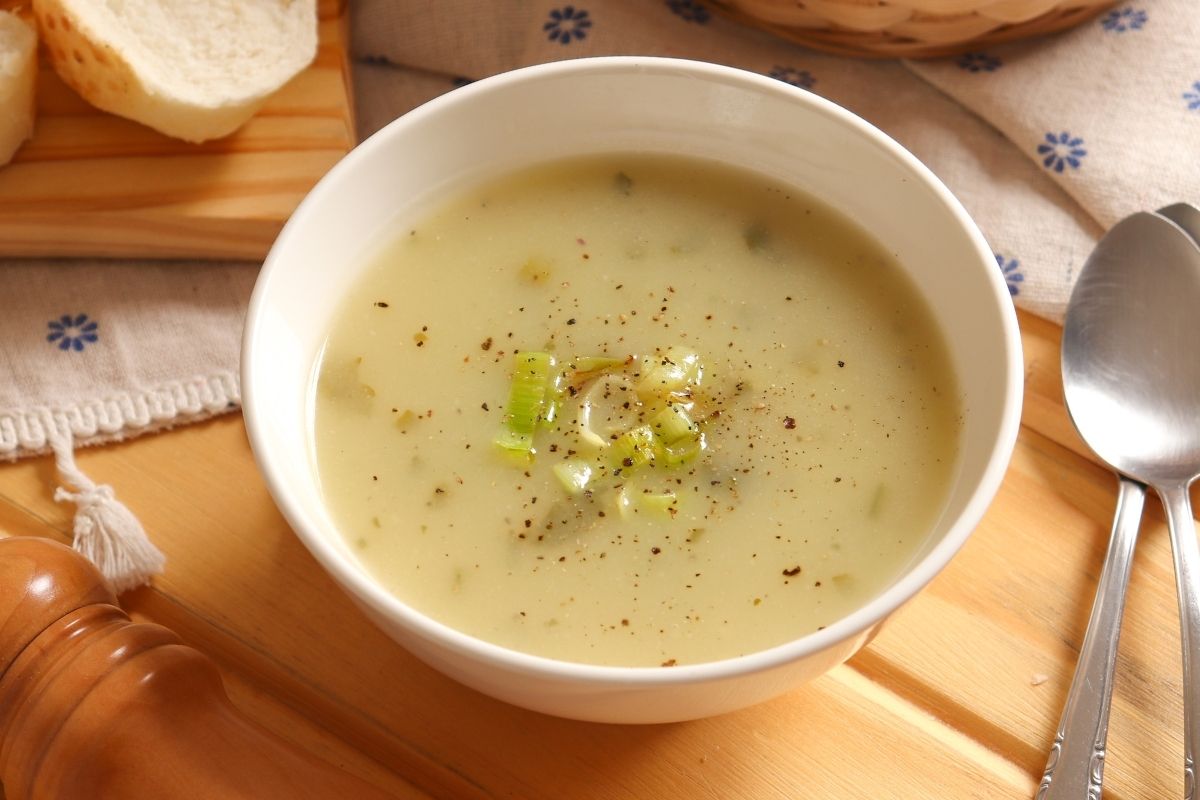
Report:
243,55,1023,687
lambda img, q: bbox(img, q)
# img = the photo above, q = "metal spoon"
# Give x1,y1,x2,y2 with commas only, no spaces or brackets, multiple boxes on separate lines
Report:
1039,211,1200,799
1158,202,1200,245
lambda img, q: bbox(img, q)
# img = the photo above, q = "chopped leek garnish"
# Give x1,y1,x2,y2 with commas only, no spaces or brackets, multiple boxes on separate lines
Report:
650,404,697,444
611,424,657,470
577,374,639,449
637,347,702,399
494,345,709,501
553,460,595,495
640,491,678,516
495,351,556,453
494,428,534,453
614,488,680,518
542,393,561,428
649,405,704,467
616,487,636,519
661,432,705,467
571,355,629,374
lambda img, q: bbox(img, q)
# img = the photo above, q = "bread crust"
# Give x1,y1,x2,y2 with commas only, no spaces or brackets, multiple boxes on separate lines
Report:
32,0,316,143
0,11,36,166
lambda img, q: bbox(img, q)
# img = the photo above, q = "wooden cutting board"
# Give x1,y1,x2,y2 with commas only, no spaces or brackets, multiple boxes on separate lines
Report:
0,0,355,261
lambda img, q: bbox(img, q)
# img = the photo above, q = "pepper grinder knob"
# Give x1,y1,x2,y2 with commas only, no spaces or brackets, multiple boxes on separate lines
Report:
0,537,397,799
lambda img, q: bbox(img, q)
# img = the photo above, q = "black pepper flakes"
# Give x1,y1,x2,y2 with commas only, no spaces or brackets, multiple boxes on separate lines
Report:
481,337,493,351
783,416,796,430
783,566,802,577
837,360,845,368
373,301,389,308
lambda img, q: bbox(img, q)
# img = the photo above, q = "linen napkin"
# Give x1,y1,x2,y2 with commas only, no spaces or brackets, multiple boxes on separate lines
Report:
0,0,1195,588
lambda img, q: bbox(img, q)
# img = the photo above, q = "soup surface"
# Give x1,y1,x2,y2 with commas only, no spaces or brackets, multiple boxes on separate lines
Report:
312,155,960,667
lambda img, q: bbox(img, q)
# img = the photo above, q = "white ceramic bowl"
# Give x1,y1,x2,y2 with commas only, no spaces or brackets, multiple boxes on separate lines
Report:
243,57,1022,724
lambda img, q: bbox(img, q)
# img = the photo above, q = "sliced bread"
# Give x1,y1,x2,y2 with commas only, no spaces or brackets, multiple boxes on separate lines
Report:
32,0,317,143
0,10,37,166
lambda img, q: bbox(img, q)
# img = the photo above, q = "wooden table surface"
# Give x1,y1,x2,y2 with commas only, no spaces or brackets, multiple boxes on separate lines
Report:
0,308,1189,799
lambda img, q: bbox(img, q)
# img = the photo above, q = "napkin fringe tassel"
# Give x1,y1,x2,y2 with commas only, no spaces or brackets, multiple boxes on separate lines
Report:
50,433,166,594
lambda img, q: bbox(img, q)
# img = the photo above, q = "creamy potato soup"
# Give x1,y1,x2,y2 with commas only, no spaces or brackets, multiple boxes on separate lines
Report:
312,155,960,667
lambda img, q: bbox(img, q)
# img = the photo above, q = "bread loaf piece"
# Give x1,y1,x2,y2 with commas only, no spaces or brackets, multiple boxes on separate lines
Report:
32,0,317,143
0,10,36,166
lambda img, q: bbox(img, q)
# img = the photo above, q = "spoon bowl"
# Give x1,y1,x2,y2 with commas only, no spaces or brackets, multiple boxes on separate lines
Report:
1158,202,1200,245
1043,210,1200,798
1063,212,1200,484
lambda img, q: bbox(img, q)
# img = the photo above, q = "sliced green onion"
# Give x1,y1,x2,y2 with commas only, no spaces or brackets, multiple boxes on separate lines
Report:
495,351,556,453
610,424,657,470
650,404,697,444
553,459,595,495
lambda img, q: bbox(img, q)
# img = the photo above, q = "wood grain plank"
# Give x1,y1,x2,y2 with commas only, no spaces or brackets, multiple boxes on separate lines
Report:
859,312,1187,799
0,518,429,800
0,150,346,210
0,309,1190,799
0,2,355,261
860,429,1185,799
144,613,435,800
0,413,1048,799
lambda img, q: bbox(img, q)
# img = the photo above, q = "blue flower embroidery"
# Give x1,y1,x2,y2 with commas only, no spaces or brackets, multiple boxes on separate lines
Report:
667,0,710,23
544,6,592,44
1185,81,1200,111
995,254,1024,297
47,313,99,352
768,66,816,90
955,52,1001,72
1100,7,1147,32
1037,131,1087,173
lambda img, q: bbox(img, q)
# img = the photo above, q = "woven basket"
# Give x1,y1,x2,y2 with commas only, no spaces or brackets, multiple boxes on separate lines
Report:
710,0,1117,58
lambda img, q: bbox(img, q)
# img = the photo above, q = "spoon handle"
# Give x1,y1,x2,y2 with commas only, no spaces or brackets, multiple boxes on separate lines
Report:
1160,483,1200,800
1037,476,1145,800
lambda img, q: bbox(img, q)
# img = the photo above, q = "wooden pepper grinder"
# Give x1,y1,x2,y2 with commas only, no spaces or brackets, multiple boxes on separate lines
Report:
0,537,397,799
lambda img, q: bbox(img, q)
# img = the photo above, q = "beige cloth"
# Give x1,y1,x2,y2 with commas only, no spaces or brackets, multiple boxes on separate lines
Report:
1,0,1197,461
0,261,254,457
